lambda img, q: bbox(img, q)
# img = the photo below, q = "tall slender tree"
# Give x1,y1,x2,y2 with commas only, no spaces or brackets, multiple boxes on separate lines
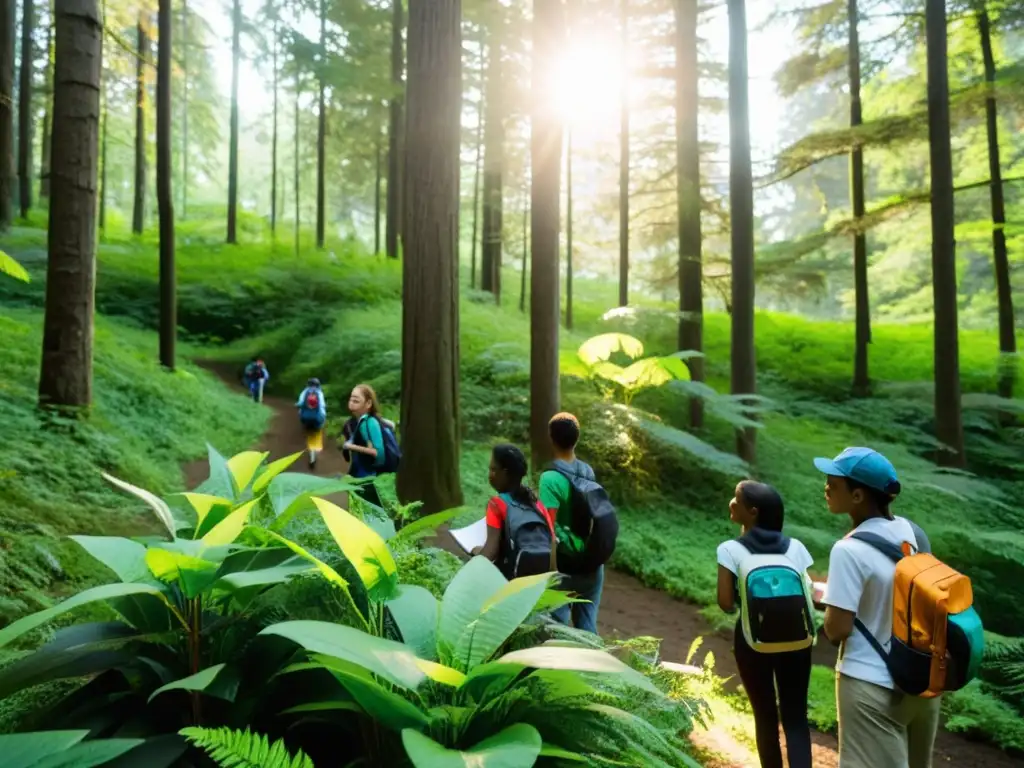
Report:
294,69,300,256
617,0,629,307
181,0,188,217
727,0,756,463
0,0,13,230
848,0,870,396
99,69,107,231
925,0,965,466
17,0,32,218
226,0,241,244
565,127,573,330
39,0,51,200
530,0,565,470
315,0,326,250
397,0,464,514
676,0,703,428
270,14,278,235
385,0,403,258
132,14,147,234
157,0,175,369
519,179,528,313
39,0,102,407
469,39,486,288
374,131,382,254
976,4,1016,399
480,32,504,299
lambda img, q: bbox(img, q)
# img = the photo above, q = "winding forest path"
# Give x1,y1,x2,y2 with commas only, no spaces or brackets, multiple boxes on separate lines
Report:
184,362,1019,768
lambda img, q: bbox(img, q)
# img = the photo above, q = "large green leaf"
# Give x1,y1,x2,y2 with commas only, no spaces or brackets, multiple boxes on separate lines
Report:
102,473,176,539
0,583,168,648
1,730,89,768
0,249,30,282
314,497,399,601
149,664,233,703
226,451,269,494
495,646,660,694
438,557,508,661
267,474,362,528
312,656,431,731
255,529,352,591
145,548,219,599
100,735,188,768
179,494,234,538
387,585,438,660
33,739,145,768
202,499,258,546
252,452,302,493
217,562,314,591
577,333,644,366
392,509,462,544
69,536,151,583
454,573,554,671
198,444,237,501
401,723,542,768
260,620,426,690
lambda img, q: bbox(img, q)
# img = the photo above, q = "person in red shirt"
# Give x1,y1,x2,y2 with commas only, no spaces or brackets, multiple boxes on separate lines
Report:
473,444,557,577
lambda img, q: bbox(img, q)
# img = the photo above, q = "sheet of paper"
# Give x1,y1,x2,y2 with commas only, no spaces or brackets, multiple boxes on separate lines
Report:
449,517,488,555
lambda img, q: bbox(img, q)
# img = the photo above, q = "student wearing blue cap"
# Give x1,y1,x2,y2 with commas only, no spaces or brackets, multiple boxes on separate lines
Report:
814,447,939,768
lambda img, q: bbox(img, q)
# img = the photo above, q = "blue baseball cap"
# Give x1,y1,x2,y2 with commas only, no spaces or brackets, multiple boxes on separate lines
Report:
813,447,901,496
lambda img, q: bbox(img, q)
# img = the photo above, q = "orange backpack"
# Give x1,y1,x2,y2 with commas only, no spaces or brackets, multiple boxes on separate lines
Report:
850,531,984,697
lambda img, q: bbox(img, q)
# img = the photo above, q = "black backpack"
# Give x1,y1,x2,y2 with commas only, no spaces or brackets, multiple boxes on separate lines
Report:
498,493,553,580
548,460,619,574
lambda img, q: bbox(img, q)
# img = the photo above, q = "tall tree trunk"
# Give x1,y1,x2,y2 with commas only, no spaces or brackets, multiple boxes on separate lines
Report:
39,0,102,407
977,6,1016,400
469,40,485,288
727,0,756,463
374,130,382,254
99,73,106,230
157,0,174,369
17,0,32,219
925,0,965,466
132,15,147,234
396,0,464,514
294,70,300,256
618,0,629,307
39,1,51,199
0,0,14,230
270,18,278,235
226,0,240,244
849,0,870,396
565,127,573,330
315,0,325,250
385,0,403,259
530,0,565,471
180,0,187,217
480,39,503,299
676,0,703,428
519,182,528,313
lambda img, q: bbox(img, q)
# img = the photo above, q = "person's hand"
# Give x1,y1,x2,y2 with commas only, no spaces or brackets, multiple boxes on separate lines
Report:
342,441,355,451
470,546,482,556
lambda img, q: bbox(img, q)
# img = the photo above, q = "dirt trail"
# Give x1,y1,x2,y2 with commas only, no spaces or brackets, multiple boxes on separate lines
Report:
188,362,1019,768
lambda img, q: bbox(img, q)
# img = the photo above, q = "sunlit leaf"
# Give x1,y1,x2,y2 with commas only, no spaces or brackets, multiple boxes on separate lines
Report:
145,548,219,599
401,723,542,768
577,333,645,365
217,562,313,591
388,585,438,660
226,451,269,494
252,452,302,493
70,536,151,583
313,497,399,602
392,509,462,544
0,249,30,282
256,529,351,592
102,473,176,539
267,473,363,529
179,493,234,530
202,499,258,547
495,646,660,694
415,659,465,687
438,557,508,661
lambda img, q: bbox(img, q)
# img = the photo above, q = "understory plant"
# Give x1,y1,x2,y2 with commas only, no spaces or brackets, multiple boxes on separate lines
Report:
0,448,705,767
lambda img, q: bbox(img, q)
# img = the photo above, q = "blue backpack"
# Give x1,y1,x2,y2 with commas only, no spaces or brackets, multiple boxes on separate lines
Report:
358,416,401,474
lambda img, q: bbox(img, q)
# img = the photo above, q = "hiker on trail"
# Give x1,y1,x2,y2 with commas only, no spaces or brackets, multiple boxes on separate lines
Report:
716,481,815,768
342,384,399,510
815,447,942,768
244,358,269,402
296,378,327,468
472,444,556,579
539,412,619,634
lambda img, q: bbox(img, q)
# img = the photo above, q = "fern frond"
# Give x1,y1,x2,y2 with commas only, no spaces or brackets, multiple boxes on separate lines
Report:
180,727,314,768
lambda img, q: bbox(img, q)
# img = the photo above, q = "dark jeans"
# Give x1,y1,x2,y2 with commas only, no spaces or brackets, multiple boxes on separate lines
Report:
552,566,604,634
734,624,812,768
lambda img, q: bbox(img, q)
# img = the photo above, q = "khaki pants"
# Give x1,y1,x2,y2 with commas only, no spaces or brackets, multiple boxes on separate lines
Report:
836,674,942,768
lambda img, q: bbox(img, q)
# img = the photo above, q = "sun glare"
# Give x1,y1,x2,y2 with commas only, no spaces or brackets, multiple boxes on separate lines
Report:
552,32,625,133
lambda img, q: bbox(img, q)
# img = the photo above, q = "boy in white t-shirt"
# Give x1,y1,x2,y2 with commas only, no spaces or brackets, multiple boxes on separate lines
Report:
815,447,940,768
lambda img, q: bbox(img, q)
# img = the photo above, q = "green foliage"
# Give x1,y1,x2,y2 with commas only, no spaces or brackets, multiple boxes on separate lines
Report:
0,250,29,282
180,727,314,768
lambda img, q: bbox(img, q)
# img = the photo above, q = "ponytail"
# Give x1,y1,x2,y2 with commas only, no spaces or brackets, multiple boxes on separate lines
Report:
491,444,539,508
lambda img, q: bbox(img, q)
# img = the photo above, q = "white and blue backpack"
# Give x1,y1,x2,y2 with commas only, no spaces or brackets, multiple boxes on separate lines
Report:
735,531,817,654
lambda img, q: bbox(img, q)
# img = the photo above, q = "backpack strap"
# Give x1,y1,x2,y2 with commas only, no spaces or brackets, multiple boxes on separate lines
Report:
853,617,891,662
848,532,905,563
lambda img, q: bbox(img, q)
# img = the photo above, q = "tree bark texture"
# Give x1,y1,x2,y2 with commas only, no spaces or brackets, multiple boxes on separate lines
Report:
519,185,528,313
132,15,147,234
99,75,106,230
565,128,573,329
469,40,485,288
294,70,300,256
374,131,382,254
39,0,102,407
181,0,188,217
849,0,870,396
226,0,240,244
315,0,326,250
396,0,464,514
675,0,704,428
618,0,629,307
385,0,404,258
0,0,14,230
17,0,32,218
480,38,503,299
270,18,278,235
39,2,51,199
727,0,757,463
925,0,965,466
530,0,565,471
157,0,175,370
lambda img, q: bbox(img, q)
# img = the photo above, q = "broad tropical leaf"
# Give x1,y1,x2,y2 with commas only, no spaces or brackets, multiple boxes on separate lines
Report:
102,473,176,539
401,723,542,768
313,497,399,601
180,727,314,768
387,585,438,660
200,444,238,500
202,499,258,546
149,664,233,703
495,646,660,694
226,451,269,494
217,562,314,591
2,730,89,768
578,333,644,366
0,583,168,648
179,493,234,532
392,509,463,544
260,620,426,690
310,655,431,731
267,474,362,528
252,452,303,493
145,548,219,599
32,739,145,768
0,249,30,282
70,536,151,583
257,530,352,592
414,659,465,687
438,557,508,660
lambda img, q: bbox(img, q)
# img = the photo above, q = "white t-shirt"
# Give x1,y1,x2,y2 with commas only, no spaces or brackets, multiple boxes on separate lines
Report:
823,516,922,689
717,537,814,577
